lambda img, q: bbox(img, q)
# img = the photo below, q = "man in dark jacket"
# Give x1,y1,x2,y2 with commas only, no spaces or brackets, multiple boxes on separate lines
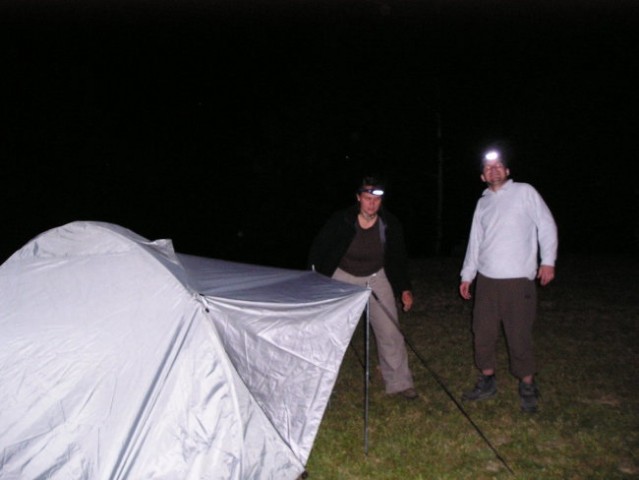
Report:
308,176,417,399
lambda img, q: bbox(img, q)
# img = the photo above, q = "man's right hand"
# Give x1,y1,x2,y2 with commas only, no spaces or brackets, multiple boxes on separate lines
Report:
459,281,472,300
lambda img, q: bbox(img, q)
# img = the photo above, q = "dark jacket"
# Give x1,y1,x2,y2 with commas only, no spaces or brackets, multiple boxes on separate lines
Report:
308,204,412,297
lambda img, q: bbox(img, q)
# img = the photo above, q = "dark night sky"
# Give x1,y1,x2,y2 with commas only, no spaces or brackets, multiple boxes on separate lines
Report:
2,0,638,268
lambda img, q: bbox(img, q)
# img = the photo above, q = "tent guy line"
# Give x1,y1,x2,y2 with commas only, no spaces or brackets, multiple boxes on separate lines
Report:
370,291,516,477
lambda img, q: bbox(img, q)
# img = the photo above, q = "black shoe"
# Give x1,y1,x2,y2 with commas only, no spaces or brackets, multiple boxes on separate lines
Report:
398,387,419,400
519,381,539,413
462,374,497,401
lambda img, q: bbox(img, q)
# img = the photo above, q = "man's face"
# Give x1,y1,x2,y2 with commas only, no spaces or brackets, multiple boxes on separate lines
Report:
480,161,510,190
357,189,383,216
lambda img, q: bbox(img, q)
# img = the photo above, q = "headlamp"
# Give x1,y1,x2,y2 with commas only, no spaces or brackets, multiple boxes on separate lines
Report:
358,187,385,196
484,150,500,162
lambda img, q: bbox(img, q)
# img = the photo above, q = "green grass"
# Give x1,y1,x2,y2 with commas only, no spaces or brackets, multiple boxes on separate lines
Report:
304,255,639,479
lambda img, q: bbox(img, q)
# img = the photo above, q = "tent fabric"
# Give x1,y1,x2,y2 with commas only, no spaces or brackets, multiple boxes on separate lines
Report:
0,221,370,480
178,253,369,463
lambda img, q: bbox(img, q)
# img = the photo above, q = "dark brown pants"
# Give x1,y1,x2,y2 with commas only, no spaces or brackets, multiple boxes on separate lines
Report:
472,274,537,378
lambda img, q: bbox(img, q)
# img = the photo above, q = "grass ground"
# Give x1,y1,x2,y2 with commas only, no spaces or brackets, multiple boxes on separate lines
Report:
304,254,639,479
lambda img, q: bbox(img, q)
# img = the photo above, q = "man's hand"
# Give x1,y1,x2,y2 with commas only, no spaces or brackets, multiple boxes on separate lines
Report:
537,265,555,286
459,281,472,300
401,290,414,312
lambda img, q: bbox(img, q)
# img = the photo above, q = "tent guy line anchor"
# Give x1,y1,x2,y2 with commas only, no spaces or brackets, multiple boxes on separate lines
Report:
369,290,516,477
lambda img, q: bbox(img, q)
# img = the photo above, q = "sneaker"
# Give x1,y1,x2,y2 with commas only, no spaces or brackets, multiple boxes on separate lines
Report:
519,381,539,413
398,387,419,400
462,374,497,401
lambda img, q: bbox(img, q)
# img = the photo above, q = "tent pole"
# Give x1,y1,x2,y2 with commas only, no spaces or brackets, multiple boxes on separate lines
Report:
364,294,370,455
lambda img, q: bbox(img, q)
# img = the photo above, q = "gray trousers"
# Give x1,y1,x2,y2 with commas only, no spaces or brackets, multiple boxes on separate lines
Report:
333,267,414,394
473,273,537,379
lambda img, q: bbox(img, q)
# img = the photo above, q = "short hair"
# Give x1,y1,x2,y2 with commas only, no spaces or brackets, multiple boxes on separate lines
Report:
358,175,385,191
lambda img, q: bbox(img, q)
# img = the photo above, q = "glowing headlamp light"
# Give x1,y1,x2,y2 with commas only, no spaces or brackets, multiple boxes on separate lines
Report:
484,150,500,162
358,187,385,196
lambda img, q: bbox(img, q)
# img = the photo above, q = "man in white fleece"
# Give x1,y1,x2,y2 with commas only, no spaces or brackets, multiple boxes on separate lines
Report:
459,149,558,413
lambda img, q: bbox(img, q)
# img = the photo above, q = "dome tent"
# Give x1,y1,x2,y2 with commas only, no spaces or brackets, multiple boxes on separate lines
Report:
0,221,369,479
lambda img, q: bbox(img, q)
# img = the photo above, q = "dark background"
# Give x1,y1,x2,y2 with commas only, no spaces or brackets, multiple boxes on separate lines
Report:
2,0,638,269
